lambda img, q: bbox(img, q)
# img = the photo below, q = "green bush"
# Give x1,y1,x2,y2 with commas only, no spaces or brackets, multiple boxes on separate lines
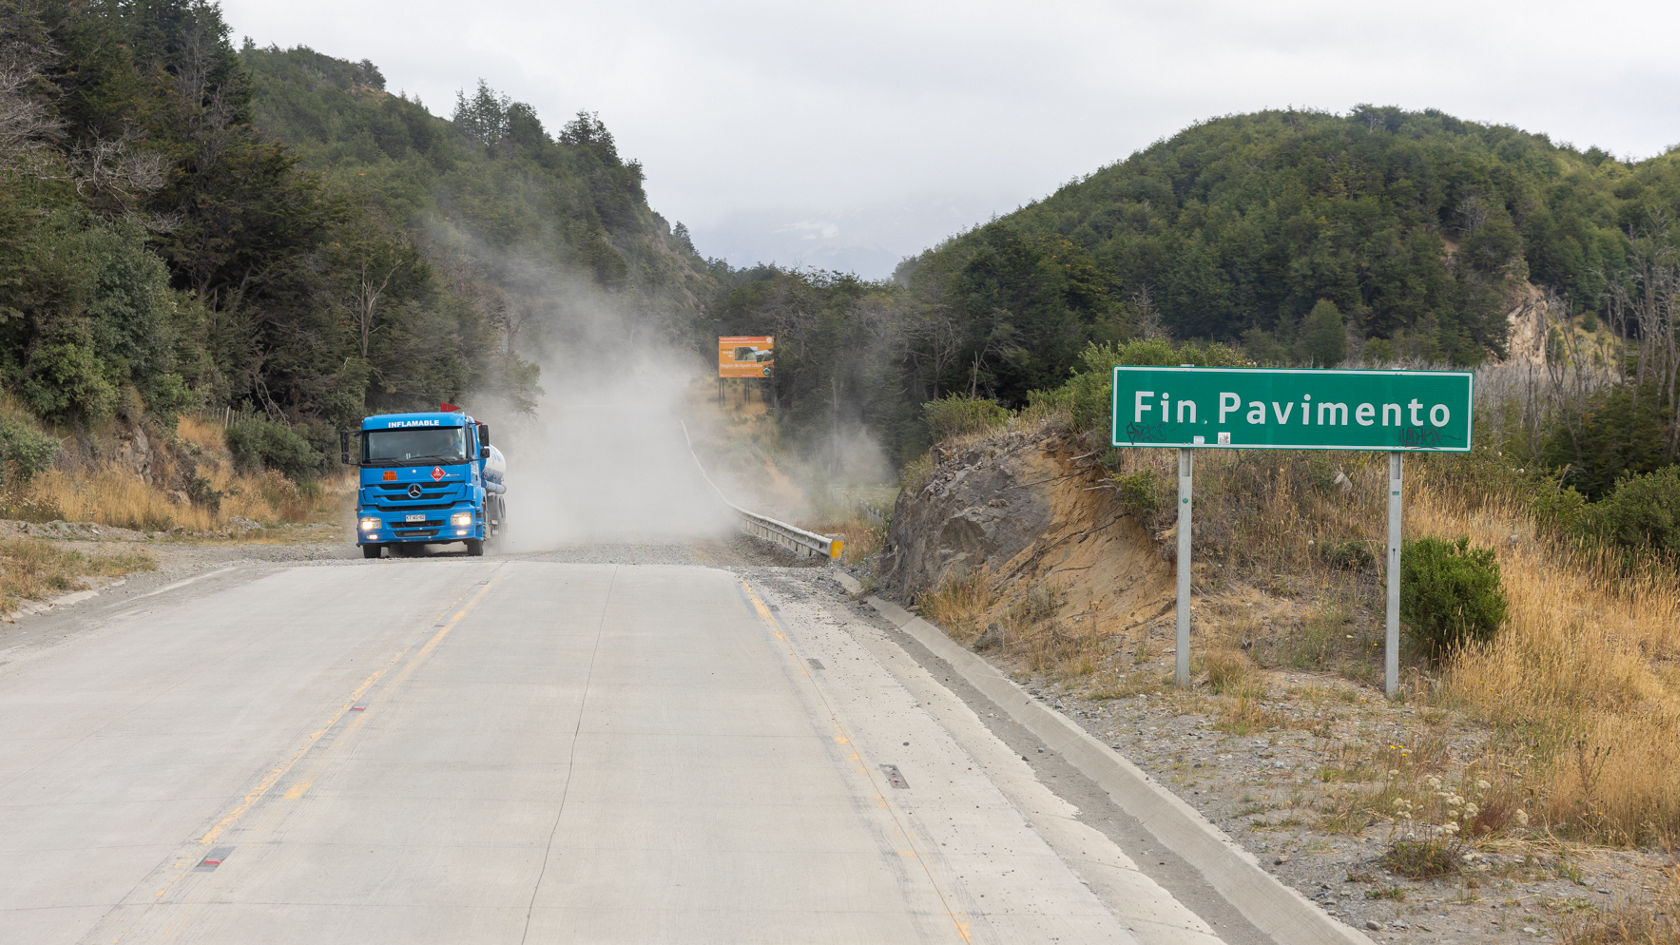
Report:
1059,339,1248,437
1539,381,1670,500
0,417,60,486
1318,539,1376,571
21,341,119,424
226,416,324,480
1400,536,1508,660
1524,479,1591,541
140,372,197,425
1590,465,1680,558
923,395,1010,444
1110,470,1170,520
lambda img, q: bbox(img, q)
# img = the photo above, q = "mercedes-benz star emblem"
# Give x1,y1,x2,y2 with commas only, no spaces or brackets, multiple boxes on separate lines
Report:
407,484,423,499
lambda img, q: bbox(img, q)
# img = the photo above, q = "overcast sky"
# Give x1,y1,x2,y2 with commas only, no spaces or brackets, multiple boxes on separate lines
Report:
218,0,1680,279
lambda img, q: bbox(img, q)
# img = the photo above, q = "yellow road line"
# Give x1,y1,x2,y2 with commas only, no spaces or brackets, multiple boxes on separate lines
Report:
198,575,499,847
737,577,974,944
113,573,507,943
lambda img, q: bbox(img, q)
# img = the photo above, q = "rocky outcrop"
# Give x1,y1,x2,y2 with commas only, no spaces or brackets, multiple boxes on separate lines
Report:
1504,284,1552,365
55,419,199,498
881,424,1176,633
881,429,1058,599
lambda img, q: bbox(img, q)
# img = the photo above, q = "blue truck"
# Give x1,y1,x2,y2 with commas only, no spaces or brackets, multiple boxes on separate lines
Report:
341,411,507,559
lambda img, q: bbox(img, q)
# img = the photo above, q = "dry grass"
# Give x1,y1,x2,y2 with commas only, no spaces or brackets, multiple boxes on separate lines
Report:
1560,862,1680,945
4,415,350,535
0,539,156,616
916,570,997,645
1406,466,1680,845
1179,448,1680,847
805,485,895,566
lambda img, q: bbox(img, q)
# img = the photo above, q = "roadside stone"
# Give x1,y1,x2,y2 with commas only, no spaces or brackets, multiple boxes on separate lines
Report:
973,622,1006,651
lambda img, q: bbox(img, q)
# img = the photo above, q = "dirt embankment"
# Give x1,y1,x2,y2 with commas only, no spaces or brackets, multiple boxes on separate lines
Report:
882,425,1173,632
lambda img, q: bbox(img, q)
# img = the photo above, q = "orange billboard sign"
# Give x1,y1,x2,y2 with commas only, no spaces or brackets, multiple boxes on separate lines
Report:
718,336,774,378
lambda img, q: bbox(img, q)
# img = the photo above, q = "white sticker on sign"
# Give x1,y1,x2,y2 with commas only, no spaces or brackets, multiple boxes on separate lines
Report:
1218,432,1231,445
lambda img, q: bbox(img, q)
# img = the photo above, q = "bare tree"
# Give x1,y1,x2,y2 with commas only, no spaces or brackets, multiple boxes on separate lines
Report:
1131,284,1167,340
70,136,168,215
1607,214,1680,461
904,302,964,401
353,260,397,359
0,58,60,166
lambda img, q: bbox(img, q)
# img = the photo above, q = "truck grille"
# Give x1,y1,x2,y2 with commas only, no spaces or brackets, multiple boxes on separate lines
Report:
391,521,444,539
370,482,457,509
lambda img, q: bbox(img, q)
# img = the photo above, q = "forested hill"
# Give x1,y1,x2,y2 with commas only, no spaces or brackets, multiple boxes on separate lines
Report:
896,107,1680,369
0,0,713,470
240,45,718,357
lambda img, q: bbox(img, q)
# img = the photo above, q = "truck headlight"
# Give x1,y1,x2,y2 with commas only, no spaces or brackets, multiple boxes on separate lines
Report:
360,517,380,531
450,512,473,527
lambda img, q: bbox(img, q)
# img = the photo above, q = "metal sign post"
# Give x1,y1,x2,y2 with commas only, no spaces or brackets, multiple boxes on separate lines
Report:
1111,366,1472,694
1386,452,1402,697
1177,448,1193,687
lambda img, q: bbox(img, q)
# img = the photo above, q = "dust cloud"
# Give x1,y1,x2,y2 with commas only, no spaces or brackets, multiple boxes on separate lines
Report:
450,251,738,550
436,223,898,551
491,354,738,550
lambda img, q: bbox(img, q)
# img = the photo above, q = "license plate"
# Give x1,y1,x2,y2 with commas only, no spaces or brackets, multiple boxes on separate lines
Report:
406,514,424,522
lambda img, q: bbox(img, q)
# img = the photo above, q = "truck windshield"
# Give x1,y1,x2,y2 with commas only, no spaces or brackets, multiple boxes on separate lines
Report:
362,427,468,466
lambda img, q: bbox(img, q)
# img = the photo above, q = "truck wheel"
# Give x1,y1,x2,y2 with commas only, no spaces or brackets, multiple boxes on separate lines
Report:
465,538,484,557
362,544,382,559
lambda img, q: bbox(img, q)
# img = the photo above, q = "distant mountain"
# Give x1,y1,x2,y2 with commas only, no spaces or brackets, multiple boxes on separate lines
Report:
696,197,1006,280
897,107,1680,367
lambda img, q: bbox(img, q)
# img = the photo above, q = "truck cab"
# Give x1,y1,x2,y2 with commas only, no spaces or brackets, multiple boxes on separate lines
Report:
344,412,499,559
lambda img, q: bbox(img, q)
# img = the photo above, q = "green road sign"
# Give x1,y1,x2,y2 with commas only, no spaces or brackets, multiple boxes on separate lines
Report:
1112,366,1473,452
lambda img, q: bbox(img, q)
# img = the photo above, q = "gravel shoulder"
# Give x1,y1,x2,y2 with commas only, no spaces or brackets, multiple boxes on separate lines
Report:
1000,650,1668,944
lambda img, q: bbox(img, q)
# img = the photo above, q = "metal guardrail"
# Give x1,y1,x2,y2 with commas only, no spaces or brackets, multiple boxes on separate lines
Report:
679,422,842,562
735,510,840,560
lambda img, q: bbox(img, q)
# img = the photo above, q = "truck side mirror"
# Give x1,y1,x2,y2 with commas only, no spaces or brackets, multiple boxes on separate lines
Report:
477,422,490,446
339,430,351,465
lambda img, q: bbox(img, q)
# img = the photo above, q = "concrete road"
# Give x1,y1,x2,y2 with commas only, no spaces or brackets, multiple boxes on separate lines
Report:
0,558,1217,944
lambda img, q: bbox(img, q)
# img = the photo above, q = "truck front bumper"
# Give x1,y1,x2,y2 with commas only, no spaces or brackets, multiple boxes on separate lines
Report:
357,504,482,545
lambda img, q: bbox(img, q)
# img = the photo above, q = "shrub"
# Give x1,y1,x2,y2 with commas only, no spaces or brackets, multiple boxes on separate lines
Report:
0,418,60,486
1526,479,1592,541
923,395,1009,444
1318,539,1376,571
1400,536,1508,660
1539,381,1670,500
1059,338,1248,438
140,372,197,425
21,341,118,424
1589,465,1680,558
1110,469,1170,520
226,416,324,481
